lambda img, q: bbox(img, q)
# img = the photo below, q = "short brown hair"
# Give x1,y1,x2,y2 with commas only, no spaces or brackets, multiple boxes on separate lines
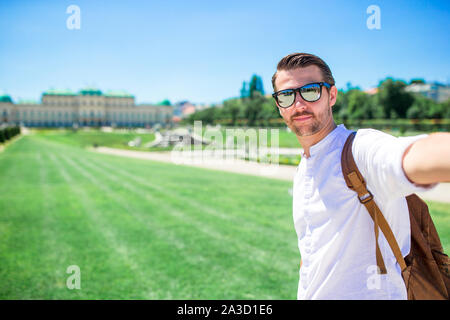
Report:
272,53,335,91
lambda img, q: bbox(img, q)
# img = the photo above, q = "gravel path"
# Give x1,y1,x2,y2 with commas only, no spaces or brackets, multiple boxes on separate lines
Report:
92,146,450,204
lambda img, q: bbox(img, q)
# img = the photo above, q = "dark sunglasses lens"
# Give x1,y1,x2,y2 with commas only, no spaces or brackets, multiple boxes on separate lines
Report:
277,90,295,107
300,84,321,101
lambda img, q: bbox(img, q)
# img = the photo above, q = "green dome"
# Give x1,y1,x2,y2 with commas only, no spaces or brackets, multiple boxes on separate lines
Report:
157,99,171,106
0,94,13,103
79,87,102,96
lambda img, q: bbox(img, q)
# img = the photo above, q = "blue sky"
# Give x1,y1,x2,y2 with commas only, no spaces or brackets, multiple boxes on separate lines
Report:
0,0,449,104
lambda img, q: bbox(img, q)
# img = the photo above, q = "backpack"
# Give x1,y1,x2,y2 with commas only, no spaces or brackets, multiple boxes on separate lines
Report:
341,131,450,300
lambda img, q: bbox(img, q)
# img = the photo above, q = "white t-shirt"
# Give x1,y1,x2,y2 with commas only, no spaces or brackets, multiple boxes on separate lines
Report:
292,124,437,300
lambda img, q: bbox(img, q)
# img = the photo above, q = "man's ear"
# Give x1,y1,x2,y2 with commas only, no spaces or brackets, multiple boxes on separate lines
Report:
329,86,338,107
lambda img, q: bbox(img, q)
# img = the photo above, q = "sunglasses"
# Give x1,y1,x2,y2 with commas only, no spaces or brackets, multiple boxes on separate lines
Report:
272,82,332,108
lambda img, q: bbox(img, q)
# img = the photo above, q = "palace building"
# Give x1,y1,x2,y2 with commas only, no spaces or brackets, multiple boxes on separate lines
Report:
0,88,173,128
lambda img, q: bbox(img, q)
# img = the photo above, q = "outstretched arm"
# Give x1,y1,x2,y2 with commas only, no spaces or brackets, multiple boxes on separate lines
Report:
402,132,450,185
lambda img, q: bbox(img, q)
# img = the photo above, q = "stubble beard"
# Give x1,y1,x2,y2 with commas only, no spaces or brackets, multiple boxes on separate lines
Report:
289,106,332,137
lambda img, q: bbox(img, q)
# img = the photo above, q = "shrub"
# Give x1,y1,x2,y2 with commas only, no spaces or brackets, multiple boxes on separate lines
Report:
3,128,10,140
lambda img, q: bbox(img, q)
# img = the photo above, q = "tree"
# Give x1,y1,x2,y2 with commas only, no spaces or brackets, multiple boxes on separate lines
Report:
331,89,345,117
440,99,450,119
377,78,414,119
249,74,264,98
406,95,446,119
409,78,425,84
259,98,279,125
406,95,428,119
426,99,443,119
223,98,244,126
345,89,369,120
240,81,249,99
366,95,385,119
243,94,265,126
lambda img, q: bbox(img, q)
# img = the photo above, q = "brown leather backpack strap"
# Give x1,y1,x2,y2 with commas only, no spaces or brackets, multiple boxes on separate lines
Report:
367,201,407,272
342,132,407,274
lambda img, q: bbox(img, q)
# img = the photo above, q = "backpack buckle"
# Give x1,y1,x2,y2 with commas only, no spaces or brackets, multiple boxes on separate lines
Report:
359,191,373,204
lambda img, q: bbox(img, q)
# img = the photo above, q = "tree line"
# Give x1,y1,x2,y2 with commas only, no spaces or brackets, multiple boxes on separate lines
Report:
186,76,450,127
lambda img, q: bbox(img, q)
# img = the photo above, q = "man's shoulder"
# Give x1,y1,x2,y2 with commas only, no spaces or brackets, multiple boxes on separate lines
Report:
349,128,401,170
355,127,395,139
353,127,397,150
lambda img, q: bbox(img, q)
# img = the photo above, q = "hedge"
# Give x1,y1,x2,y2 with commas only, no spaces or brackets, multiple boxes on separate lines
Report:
0,126,20,144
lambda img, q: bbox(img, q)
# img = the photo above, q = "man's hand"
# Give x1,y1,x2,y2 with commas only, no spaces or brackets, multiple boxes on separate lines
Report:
402,132,450,185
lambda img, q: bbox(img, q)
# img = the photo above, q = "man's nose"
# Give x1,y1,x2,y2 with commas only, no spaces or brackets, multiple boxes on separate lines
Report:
292,91,308,110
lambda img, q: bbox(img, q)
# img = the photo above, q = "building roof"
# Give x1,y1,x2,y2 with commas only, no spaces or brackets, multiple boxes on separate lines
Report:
364,87,378,95
182,105,196,116
42,88,135,98
104,90,134,98
43,88,76,96
17,99,39,104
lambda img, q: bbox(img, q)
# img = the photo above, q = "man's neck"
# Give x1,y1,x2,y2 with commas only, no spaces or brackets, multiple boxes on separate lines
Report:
297,120,337,158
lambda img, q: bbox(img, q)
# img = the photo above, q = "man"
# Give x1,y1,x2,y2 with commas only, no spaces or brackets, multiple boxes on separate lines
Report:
271,52,450,299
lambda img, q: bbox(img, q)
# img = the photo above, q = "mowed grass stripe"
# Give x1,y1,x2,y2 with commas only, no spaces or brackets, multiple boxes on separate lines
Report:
0,138,98,299
54,156,251,298
36,132,294,237
82,154,301,277
42,139,155,299
45,152,175,299
91,150,295,234
5,134,299,298
86,154,296,247
56,152,295,298
75,153,294,275
0,142,60,298
43,135,298,298
52,149,216,257
33,133,299,262
35,151,83,299
51,153,293,299
2,137,168,299
36,151,132,299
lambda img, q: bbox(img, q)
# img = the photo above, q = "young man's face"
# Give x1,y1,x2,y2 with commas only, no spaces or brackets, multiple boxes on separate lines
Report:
274,65,337,137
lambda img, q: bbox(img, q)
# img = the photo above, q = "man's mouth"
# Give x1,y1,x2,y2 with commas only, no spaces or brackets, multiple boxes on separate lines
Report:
292,115,313,122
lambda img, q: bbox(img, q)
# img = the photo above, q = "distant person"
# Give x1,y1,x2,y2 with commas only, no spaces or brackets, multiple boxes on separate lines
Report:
271,52,450,299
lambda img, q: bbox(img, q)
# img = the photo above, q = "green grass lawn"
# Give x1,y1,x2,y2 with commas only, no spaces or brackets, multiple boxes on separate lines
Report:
0,133,299,299
201,126,301,149
31,128,157,151
0,131,448,299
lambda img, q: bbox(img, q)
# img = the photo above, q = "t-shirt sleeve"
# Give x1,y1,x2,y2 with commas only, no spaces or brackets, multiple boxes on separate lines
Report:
351,129,438,201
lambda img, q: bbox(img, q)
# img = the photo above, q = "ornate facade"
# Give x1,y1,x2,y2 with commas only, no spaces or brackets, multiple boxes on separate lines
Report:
0,88,173,128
